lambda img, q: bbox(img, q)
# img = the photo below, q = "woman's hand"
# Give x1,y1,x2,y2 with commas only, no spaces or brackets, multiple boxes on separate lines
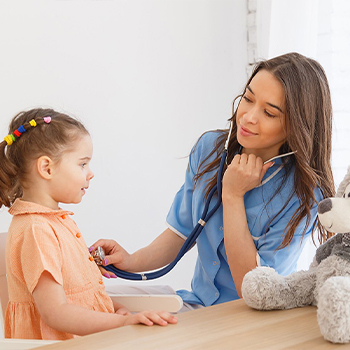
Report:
223,153,273,199
123,310,178,327
89,239,133,279
90,229,185,279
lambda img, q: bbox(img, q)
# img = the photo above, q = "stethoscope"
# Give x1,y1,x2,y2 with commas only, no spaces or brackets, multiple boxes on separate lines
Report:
92,121,296,280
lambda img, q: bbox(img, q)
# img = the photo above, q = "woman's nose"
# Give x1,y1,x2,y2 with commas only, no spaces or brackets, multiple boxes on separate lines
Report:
242,107,258,124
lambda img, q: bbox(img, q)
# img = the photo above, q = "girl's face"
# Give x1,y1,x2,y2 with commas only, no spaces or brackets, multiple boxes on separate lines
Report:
236,69,287,162
50,134,94,206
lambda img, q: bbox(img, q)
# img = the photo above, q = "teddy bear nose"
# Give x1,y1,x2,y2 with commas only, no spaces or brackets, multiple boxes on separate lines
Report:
317,198,332,214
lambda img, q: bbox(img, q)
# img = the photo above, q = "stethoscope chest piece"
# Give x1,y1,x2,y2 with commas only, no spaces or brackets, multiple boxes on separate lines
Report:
91,246,105,265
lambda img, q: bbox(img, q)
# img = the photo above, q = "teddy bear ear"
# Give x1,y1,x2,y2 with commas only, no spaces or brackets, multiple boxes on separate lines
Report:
335,165,350,197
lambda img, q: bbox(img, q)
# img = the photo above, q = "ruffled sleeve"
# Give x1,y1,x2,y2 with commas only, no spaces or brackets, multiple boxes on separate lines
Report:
14,223,63,293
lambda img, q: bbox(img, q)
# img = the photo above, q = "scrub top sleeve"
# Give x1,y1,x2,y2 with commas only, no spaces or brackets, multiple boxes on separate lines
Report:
257,192,320,276
166,143,201,239
20,223,63,294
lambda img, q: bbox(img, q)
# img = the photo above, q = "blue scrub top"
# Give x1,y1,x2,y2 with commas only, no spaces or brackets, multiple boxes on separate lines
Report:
166,131,322,306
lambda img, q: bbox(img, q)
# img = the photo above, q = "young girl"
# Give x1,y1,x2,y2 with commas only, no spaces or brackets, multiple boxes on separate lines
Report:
0,108,177,340
90,52,335,309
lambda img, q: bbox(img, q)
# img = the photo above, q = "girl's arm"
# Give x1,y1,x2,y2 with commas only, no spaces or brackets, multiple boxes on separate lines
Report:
222,154,271,297
33,271,177,336
112,299,131,316
90,228,185,273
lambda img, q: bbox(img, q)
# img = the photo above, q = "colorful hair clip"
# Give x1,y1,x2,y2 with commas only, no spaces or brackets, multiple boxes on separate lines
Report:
18,125,26,133
4,135,13,145
43,116,51,124
14,129,21,137
11,124,27,140
29,119,37,127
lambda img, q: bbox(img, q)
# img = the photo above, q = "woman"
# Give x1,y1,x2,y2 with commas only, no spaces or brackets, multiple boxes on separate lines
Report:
90,52,334,309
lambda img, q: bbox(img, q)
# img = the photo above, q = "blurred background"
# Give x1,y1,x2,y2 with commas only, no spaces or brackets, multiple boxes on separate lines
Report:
0,0,349,294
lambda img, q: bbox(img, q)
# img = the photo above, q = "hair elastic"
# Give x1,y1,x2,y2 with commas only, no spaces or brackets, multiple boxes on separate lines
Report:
4,134,14,145
3,117,48,146
18,125,26,133
29,119,37,127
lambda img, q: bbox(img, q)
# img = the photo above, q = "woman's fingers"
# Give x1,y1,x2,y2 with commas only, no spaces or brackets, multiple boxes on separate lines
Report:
98,265,117,279
89,239,117,254
224,153,269,197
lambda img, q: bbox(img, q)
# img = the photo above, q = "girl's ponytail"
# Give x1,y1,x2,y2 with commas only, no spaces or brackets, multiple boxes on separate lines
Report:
0,140,18,208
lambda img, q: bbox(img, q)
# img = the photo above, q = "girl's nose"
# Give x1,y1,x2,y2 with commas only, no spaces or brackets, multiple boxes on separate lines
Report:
88,170,94,181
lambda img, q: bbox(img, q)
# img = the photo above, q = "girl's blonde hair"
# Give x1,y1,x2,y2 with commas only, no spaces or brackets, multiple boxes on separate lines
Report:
0,108,89,208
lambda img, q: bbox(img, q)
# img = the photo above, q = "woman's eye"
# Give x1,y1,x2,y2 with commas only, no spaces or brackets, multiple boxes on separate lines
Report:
81,163,86,168
243,95,251,103
264,110,275,118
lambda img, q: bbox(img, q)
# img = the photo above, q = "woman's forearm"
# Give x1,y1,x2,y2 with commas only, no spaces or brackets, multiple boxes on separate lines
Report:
130,228,185,272
222,195,257,297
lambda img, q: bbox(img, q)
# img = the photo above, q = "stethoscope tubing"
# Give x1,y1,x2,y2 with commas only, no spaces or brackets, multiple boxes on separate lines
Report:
104,150,227,280
103,117,296,280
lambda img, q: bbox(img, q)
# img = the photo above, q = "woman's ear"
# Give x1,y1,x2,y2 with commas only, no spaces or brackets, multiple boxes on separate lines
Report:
36,156,53,179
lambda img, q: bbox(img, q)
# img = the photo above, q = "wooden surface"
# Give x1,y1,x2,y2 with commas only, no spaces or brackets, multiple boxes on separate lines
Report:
31,299,350,350
0,339,59,349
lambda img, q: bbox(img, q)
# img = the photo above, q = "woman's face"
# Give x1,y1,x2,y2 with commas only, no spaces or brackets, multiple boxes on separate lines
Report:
236,69,287,162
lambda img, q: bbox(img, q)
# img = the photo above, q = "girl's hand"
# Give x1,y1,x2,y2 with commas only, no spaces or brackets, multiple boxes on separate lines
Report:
123,311,178,327
89,239,133,278
223,153,273,199
115,307,131,316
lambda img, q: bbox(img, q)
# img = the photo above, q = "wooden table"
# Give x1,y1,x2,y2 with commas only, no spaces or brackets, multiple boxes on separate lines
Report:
31,299,350,350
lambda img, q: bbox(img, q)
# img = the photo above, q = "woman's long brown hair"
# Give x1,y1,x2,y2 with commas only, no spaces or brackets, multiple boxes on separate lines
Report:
193,52,335,248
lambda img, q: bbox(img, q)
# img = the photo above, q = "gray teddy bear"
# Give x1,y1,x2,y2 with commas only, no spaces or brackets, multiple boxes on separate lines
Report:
241,166,350,344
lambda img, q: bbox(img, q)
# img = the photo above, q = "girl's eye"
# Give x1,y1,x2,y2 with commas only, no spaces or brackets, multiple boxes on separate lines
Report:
81,163,86,168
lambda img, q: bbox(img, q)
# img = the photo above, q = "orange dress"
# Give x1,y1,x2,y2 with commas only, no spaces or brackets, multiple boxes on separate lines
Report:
5,199,114,340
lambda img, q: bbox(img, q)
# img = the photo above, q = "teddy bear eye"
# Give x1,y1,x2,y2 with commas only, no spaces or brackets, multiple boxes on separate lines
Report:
348,193,350,198
344,193,346,198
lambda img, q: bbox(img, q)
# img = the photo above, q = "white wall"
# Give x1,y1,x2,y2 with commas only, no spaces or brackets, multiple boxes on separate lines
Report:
325,0,350,185
0,0,248,291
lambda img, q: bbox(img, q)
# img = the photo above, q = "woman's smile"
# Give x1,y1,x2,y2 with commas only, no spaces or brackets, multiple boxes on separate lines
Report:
236,69,286,160
239,125,258,137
